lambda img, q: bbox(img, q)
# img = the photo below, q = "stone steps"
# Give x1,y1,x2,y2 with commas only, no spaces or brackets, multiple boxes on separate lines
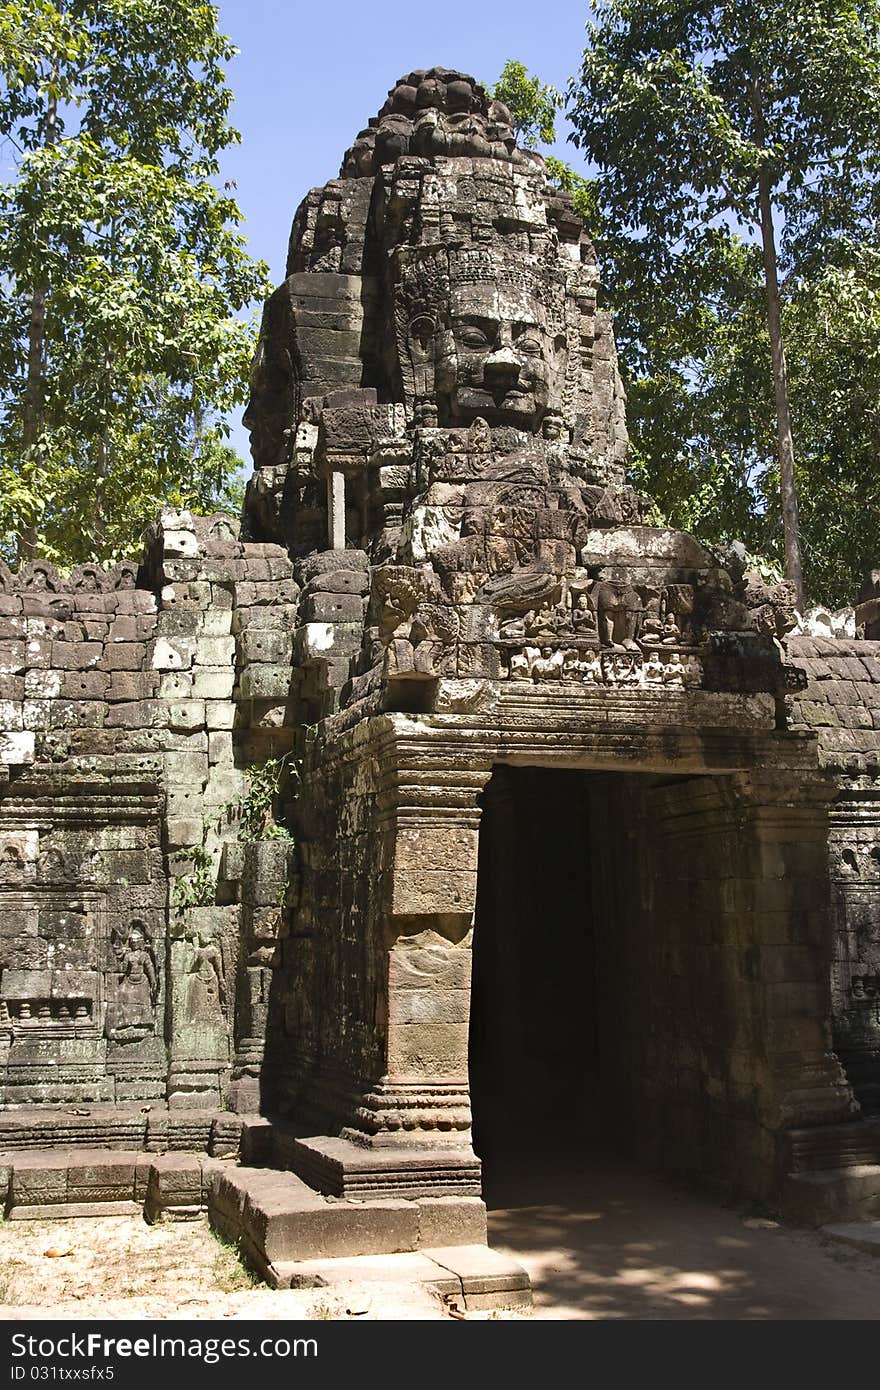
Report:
272,1245,532,1310
205,1162,490,1280
0,1142,529,1301
822,1220,880,1256
0,1104,242,1156
781,1164,880,1226
262,1127,482,1200
1,1148,222,1220
787,1116,880,1172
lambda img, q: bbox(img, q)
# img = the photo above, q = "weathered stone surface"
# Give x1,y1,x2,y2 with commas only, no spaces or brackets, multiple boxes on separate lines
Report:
2,66,880,1267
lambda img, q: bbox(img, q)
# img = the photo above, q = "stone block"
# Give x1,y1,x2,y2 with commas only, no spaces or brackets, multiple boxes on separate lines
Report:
304,569,370,596
202,769,246,805
151,637,195,670
0,699,23,729
297,549,370,582
159,671,194,699
394,826,478,877
201,610,234,636
24,669,62,699
164,701,207,732
192,666,236,699
296,622,362,663
195,635,236,666
0,731,35,765
391,868,476,917
238,630,294,665
238,665,292,700
390,988,470,1024
386,1020,470,1075
11,1155,67,1206
50,641,103,670
164,750,209,784
144,1154,205,1222
208,731,233,765
166,818,205,849
105,700,156,727
0,675,24,699
302,591,365,623
206,700,236,730
417,1197,487,1248
422,1245,531,1310
162,528,199,559
234,580,301,607
0,641,25,674
106,672,158,702
24,635,51,667
20,696,50,728
99,642,147,671
232,605,293,634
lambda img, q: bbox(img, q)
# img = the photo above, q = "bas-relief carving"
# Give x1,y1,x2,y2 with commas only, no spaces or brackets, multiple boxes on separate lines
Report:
105,920,158,1041
184,928,227,1025
0,65,852,1181
823,812,880,1114
243,68,796,723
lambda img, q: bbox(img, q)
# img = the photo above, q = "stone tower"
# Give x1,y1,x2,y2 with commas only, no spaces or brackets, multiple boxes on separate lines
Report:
238,69,858,1205
2,71,880,1256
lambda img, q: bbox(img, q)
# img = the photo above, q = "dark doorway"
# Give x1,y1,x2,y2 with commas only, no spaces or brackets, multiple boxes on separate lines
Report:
469,765,606,1177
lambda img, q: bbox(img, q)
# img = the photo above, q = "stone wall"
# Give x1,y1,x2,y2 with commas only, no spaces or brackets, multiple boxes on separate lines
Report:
787,635,880,1114
0,512,299,1108
3,65,880,1227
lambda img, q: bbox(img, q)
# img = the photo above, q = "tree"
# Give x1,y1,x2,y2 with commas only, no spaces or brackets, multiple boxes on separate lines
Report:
567,1,880,609
0,2,270,567
492,60,601,232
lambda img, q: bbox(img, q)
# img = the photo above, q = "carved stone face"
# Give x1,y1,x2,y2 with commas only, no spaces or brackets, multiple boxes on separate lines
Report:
433,282,554,429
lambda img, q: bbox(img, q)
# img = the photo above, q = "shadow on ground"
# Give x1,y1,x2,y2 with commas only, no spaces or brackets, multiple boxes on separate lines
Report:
485,1152,880,1320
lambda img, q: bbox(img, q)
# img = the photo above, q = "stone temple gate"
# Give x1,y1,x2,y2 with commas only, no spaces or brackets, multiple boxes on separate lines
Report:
1,68,880,1290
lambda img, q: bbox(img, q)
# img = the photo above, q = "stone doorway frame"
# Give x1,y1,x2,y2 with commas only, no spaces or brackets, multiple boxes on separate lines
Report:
284,683,856,1204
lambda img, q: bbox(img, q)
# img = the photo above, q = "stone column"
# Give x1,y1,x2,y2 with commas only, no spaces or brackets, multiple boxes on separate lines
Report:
729,773,856,1170
166,905,236,1108
827,790,880,1112
334,729,492,1151
327,470,346,551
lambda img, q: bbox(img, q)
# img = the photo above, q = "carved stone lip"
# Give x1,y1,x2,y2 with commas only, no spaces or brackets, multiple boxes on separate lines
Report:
454,388,538,424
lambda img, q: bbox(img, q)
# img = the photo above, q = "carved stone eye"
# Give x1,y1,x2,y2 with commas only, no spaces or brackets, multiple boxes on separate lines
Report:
458,325,491,348
517,333,543,355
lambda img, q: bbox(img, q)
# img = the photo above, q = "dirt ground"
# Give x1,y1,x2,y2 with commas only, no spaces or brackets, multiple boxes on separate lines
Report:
1,1161,880,1320
0,1214,451,1321
487,1159,880,1320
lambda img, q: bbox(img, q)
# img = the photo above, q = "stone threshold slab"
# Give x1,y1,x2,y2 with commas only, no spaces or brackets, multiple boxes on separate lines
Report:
269,1244,532,1311
8,1199,142,1220
822,1220,880,1255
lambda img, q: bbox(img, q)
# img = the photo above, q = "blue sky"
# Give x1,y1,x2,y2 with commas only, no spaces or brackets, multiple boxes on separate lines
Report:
214,0,596,459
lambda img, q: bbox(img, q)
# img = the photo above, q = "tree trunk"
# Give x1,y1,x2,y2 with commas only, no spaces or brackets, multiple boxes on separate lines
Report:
751,67,805,610
17,75,59,567
18,283,48,563
93,344,113,554
757,173,804,609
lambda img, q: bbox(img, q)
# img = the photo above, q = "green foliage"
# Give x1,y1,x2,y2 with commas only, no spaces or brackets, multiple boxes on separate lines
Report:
210,1230,257,1292
492,59,561,148
565,1,880,605
171,843,215,911
0,1,270,566
235,755,296,843
492,61,601,234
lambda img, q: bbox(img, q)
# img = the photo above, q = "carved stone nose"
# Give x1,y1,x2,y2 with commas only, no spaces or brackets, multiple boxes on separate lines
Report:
483,346,521,387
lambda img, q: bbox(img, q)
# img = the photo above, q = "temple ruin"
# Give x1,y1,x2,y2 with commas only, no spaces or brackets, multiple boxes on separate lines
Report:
1,68,879,1296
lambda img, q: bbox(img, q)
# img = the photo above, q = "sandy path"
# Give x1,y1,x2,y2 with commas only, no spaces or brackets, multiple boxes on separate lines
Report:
488,1159,880,1319
3,1161,880,1320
